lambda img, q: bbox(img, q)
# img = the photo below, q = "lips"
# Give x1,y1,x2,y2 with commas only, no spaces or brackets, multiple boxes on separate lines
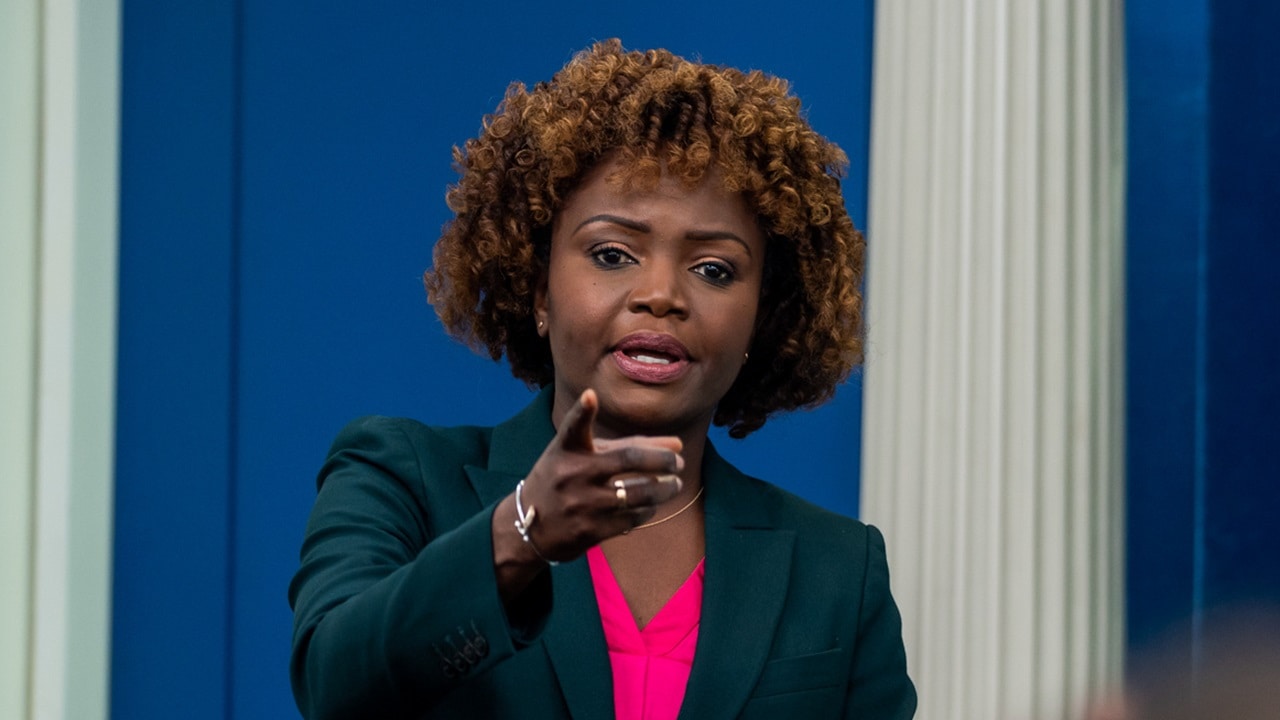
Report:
612,332,692,384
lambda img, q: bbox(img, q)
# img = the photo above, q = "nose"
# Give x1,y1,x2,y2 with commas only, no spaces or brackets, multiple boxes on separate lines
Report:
626,261,688,318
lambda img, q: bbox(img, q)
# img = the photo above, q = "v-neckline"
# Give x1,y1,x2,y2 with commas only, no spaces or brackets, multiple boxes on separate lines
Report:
586,545,705,648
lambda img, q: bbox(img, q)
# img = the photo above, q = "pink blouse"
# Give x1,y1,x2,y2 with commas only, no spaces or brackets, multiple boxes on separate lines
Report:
587,546,705,720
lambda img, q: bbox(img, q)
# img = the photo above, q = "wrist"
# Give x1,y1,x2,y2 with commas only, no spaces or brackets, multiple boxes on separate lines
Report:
512,479,559,566
491,494,547,604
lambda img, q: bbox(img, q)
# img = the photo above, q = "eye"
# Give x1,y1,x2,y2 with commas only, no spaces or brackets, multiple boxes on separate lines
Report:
692,260,736,286
589,244,636,268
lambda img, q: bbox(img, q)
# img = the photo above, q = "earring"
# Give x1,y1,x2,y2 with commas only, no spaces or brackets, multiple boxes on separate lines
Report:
744,352,750,363
537,320,545,329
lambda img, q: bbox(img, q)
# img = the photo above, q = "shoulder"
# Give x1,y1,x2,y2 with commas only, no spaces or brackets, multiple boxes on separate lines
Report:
320,416,494,488
311,416,502,535
740,473,876,547
328,415,492,461
727,473,888,588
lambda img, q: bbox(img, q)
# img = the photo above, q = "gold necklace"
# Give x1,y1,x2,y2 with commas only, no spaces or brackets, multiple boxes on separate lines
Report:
632,485,705,531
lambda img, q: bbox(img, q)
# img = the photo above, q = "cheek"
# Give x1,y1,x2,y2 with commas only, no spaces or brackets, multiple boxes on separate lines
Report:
728,290,763,350
545,294,608,363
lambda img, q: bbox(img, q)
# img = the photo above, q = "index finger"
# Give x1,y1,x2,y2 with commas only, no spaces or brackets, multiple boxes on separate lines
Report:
593,435,683,454
593,436,684,474
557,388,598,452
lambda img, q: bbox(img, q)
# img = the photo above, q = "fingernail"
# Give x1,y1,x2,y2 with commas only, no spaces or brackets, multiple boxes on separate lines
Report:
656,474,681,491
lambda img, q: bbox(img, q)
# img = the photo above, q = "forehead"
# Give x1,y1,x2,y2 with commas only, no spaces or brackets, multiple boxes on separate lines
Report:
555,155,762,235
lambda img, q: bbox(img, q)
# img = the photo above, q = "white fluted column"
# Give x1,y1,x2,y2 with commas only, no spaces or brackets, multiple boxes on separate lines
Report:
1,1,41,717
1,1,119,719
861,2,1125,719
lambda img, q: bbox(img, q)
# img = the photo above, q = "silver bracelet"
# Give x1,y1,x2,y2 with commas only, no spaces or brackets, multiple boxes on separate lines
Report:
514,480,558,566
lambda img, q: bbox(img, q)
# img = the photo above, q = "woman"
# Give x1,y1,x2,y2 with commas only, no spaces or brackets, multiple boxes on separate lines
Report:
290,40,915,719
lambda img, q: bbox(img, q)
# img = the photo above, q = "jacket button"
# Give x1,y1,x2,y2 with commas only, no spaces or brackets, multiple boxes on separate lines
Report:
434,641,471,677
461,643,479,663
467,620,489,657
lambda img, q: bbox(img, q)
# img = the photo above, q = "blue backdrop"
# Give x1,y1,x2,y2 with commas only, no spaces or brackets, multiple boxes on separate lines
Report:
114,3,874,718
1125,0,1280,674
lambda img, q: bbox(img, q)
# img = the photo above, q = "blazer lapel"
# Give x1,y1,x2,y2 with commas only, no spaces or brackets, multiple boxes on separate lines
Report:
465,387,616,719
463,387,556,505
678,444,795,720
543,561,616,719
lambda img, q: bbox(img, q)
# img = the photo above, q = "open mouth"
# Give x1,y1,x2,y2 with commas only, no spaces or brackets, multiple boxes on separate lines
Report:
623,349,678,365
614,332,690,362
612,333,691,383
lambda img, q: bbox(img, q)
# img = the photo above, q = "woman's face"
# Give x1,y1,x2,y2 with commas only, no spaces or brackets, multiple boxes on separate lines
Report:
535,157,766,439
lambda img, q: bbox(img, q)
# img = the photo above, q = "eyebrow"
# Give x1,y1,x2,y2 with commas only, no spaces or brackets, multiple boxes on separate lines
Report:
573,213,755,257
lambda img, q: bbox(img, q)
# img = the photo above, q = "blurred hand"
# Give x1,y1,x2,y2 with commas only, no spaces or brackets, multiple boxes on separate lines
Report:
518,388,684,562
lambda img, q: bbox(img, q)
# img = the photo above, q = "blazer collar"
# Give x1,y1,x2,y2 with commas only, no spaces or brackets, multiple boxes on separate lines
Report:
678,443,795,720
461,387,556,505
465,388,796,720
487,386,558,477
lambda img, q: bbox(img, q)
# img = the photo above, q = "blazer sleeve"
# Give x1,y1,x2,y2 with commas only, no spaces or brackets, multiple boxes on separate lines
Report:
845,524,917,719
288,417,551,720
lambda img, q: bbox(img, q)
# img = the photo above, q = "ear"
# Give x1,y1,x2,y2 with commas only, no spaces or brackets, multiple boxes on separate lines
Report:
533,267,550,338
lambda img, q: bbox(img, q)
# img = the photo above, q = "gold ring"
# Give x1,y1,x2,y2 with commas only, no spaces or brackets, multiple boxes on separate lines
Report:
614,481,629,510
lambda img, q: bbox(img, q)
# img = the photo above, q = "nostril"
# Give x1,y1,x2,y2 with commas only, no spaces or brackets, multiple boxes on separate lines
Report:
626,277,688,317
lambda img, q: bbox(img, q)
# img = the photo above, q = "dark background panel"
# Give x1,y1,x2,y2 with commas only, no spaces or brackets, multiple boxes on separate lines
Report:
1202,0,1280,612
1126,0,1280,681
113,1,238,718
1123,0,1208,656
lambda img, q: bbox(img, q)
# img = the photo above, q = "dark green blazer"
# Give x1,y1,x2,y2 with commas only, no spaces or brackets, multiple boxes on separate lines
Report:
290,389,915,719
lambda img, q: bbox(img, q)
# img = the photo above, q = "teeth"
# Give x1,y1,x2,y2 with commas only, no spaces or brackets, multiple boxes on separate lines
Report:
632,354,672,365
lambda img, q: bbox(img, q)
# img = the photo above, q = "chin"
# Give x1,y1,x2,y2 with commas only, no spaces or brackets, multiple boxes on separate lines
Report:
598,390,706,435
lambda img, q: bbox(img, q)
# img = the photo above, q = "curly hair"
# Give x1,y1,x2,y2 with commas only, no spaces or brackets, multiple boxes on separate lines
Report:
425,39,864,437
